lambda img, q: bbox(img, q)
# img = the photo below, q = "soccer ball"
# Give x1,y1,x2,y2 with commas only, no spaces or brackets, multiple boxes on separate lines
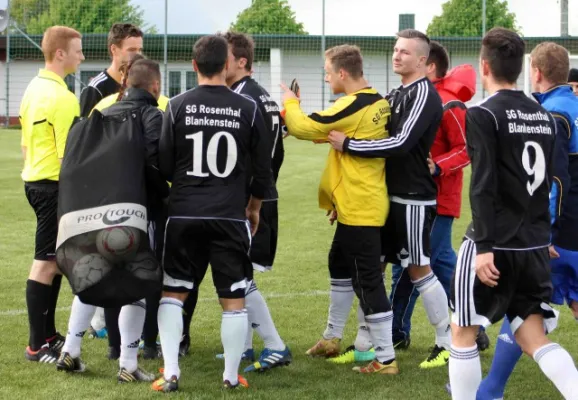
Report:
72,253,113,293
96,226,140,263
56,242,87,272
73,231,98,253
125,252,161,282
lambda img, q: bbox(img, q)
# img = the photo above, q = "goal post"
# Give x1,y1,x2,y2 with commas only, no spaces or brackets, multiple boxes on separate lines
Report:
523,53,578,96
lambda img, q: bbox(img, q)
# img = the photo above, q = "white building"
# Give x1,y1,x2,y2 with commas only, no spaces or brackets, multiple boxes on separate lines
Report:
0,34,576,124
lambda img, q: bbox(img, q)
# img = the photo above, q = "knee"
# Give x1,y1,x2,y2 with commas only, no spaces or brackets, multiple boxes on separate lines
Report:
408,265,432,281
451,323,478,347
29,260,58,283
570,301,578,318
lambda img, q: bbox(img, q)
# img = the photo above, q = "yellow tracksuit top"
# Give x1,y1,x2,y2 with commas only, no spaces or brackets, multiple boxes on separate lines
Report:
284,87,390,227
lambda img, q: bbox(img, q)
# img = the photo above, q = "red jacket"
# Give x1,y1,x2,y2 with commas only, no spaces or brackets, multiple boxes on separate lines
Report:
431,65,476,218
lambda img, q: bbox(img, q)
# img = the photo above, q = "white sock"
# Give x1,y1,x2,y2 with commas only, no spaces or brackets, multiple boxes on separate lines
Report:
90,307,106,331
244,322,253,352
413,271,451,349
62,296,96,358
245,281,285,351
323,278,355,339
222,309,249,385
449,345,481,400
158,297,183,380
354,304,372,352
534,342,578,399
365,311,395,363
119,299,146,373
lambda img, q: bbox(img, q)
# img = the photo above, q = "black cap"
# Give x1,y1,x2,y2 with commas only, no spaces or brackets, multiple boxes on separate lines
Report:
569,68,578,83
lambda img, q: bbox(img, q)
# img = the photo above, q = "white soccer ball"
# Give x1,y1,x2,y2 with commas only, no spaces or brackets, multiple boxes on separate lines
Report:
72,253,113,293
56,242,87,272
96,226,140,263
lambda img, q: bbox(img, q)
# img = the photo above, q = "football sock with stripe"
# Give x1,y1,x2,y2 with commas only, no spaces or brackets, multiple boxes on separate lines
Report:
449,344,481,400
534,342,578,399
62,296,95,358
478,318,521,399
365,311,395,363
26,279,53,351
354,304,372,352
119,300,146,373
158,298,184,380
222,309,248,385
245,280,285,351
412,271,451,349
323,278,355,339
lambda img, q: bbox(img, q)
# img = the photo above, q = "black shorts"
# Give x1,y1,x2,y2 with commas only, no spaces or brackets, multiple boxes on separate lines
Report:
162,217,252,299
24,181,58,261
250,200,279,272
381,200,435,268
450,238,558,334
328,223,390,315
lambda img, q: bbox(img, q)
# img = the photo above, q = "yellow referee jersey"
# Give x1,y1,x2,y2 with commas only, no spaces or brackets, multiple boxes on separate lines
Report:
20,69,80,182
92,93,169,113
284,87,390,227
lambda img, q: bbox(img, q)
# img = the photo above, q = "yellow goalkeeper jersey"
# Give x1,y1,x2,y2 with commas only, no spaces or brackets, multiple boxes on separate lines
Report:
284,87,390,227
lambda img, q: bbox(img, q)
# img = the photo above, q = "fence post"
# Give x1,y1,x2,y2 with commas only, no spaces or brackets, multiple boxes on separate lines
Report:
320,0,326,109
5,0,10,127
163,0,168,95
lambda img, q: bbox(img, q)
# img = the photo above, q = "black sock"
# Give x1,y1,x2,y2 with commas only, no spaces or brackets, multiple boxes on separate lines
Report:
104,307,121,350
143,290,161,347
26,279,52,351
182,288,199,337
45,275,62,339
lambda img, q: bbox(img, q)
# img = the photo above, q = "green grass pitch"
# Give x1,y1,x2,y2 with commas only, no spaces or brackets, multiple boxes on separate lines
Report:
0,130,575,399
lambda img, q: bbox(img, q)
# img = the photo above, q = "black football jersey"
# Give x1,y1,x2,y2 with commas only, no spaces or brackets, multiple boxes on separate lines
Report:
79,70,121,118
232,76,284,199
466,89,556,253
159,85,273,220
345,77,442,201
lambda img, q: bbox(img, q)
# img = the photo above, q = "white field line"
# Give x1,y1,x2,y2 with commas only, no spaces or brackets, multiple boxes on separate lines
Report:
0,290,329,317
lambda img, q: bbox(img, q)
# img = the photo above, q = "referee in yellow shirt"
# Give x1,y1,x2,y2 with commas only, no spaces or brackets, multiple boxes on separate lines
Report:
282,44,398,375
20,26,84,363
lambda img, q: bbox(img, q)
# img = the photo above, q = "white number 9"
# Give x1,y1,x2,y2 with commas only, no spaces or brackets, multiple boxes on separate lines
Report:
522,141,546,196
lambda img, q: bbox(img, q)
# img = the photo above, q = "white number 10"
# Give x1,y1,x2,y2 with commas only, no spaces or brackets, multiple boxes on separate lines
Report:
522,141,546,196
186,131,238,178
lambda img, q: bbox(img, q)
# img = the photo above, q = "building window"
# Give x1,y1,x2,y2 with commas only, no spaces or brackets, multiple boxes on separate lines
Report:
186,71,197,90
80,70,104,86
169,71,181,97
64,75,76,94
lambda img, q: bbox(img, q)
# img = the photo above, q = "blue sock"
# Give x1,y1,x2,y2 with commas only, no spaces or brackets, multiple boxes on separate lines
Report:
477,319,523,400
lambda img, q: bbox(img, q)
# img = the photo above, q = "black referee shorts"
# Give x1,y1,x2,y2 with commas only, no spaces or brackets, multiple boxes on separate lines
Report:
162,217,252,299
450,238,558,334
381,200,435,268
249,199,279,273
24,180,58,261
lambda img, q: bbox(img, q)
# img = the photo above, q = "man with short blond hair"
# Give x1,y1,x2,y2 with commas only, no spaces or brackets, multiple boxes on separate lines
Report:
283,44,399,375
20,25,84,363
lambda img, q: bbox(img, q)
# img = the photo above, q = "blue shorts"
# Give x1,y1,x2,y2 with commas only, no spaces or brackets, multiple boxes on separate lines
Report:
550,246,578,306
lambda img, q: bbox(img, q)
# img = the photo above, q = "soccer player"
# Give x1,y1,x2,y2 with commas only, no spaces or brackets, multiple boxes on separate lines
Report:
448,29,578,400
473,42,578,400
217,31,290,372
79,23,143,117
387,41,483,353
328,30,450,368
569,68,578,96
79,23,143,359
152,35,272,392
20,25,84,363
56,58,168,384
285,44,398,375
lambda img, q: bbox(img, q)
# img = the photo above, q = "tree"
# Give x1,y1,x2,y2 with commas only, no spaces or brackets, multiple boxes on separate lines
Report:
427,0,518,37
10,0,157,34
230,0,307,35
